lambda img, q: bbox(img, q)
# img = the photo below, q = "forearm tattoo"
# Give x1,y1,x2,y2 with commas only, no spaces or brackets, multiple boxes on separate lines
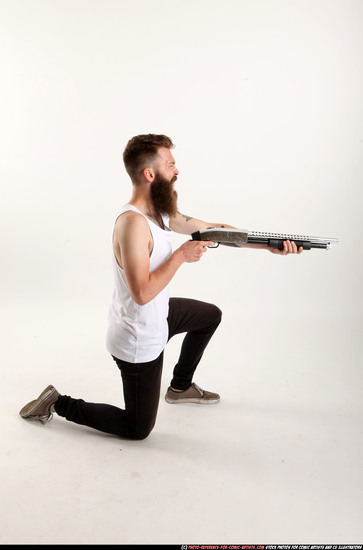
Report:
179,212,193,223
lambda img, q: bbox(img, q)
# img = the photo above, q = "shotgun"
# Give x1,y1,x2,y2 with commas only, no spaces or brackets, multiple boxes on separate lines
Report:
191,228,339,250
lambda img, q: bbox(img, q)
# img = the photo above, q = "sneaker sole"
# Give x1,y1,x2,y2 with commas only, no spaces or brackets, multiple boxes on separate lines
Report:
165,396,220,404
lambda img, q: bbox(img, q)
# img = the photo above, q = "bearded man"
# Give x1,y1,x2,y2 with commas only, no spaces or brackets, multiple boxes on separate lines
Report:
19,134,302,440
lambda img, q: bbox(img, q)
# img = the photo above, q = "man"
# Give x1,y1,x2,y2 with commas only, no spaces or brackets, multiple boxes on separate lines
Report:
19,134,302,440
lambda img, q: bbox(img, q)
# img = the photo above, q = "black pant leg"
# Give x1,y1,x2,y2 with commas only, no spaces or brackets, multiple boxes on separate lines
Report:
54,394,129,438
116,353,164,439
167,297,222,390
55,352,164,440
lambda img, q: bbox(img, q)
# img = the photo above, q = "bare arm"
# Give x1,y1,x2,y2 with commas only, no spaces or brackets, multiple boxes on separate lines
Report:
169,212,231,235
114,212,214,305
169,212,303,255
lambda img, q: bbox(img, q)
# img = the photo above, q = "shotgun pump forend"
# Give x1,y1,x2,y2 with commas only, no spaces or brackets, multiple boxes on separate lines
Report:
191,228,340,250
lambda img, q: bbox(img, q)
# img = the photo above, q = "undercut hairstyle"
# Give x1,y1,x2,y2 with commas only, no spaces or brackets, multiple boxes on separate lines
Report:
123,134,174,183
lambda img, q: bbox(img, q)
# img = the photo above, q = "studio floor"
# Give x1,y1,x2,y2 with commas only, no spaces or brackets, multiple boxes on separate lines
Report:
1,301,362,545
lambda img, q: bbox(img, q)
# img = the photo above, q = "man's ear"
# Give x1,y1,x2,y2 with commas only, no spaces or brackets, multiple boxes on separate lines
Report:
143,167,155,182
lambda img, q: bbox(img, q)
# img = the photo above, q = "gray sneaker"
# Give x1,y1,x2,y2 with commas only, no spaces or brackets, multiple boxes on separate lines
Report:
19,385,60,424
165,382,220,404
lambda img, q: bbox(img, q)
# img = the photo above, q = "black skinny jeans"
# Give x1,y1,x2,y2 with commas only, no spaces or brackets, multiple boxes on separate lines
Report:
55,298,222,439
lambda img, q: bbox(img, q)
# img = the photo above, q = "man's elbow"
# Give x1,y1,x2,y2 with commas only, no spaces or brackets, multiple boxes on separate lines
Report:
131,289,152,306
134,296,150,306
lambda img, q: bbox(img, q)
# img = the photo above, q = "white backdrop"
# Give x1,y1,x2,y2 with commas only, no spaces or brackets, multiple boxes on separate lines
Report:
1,0,362,370
1,0,362,544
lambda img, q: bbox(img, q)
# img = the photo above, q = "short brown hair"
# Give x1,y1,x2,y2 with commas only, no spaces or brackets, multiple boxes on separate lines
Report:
123,134,174,182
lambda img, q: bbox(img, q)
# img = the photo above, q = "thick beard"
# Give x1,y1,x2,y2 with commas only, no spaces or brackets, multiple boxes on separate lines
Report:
150,174,178,218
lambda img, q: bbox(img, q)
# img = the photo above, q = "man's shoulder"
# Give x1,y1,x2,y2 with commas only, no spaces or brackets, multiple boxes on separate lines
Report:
114,209,149,237
115,209,147,224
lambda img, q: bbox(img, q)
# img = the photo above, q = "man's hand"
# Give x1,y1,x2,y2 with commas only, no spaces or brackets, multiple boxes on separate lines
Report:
268,240,303,255
177,240,215,263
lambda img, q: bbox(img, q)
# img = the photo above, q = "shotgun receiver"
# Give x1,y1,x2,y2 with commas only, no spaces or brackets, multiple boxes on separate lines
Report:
191,228,339,250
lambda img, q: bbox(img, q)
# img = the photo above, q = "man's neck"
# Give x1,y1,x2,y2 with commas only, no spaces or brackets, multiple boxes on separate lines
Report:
129,185,151,214
128,194,164,229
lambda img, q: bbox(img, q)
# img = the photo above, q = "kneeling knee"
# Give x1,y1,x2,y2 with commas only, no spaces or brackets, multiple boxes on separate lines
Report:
128,427,154,441
130,432,151,441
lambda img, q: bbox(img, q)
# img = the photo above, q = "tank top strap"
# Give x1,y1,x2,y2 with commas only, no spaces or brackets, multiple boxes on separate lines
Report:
117,204,170,230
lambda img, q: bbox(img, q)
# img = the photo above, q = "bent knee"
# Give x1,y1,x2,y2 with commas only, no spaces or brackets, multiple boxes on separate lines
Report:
127,425,154,440
210,303,222,325
129,431,152,441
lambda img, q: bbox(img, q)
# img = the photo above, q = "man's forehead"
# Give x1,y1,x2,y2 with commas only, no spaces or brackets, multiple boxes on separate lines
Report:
157,147,175,163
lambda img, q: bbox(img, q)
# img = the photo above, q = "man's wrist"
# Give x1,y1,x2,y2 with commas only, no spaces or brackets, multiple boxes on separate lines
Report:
171,248,185,265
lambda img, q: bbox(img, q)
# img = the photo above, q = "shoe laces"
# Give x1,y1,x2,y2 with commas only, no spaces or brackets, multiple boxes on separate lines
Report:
191,382,204,396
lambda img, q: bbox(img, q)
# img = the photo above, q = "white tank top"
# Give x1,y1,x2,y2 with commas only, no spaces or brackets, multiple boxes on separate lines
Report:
106,204,172,363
